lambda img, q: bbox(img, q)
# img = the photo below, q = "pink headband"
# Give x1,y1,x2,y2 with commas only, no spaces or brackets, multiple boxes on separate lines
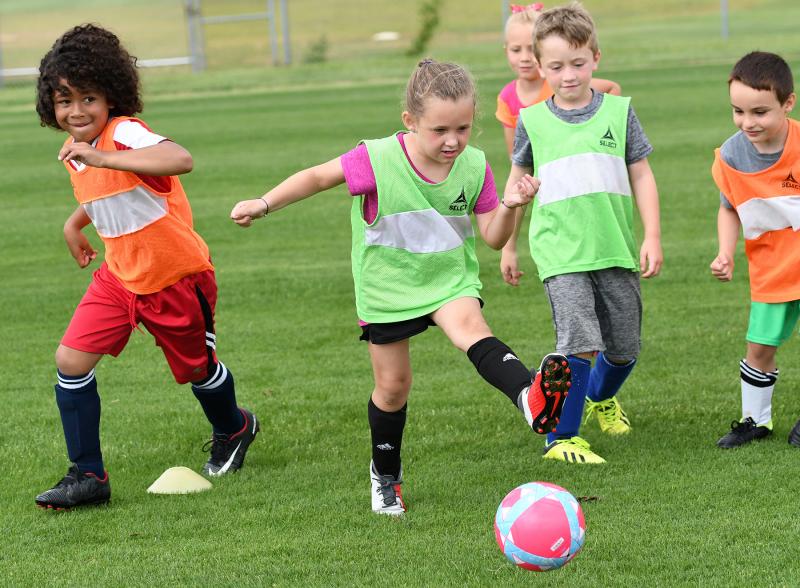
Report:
510,3,544,13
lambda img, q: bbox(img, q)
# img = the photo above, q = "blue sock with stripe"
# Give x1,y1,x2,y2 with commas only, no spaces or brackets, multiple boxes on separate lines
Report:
55,369,104,477
547,356,591,443
587,352,636,402
192,362,245,434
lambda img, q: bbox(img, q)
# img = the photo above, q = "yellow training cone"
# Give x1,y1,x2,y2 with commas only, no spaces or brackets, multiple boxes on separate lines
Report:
147,466,212,494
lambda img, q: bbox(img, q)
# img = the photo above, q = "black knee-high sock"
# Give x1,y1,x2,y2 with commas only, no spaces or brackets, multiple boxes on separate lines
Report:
368,398,406,479
55,369,104,477
467,337,532,407
192,362,245,435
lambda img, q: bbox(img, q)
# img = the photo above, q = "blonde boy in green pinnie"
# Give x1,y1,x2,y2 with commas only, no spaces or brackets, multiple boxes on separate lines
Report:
501,2,662,463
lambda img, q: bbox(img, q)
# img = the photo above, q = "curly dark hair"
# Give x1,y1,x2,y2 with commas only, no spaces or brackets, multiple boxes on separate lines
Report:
36,24,143,130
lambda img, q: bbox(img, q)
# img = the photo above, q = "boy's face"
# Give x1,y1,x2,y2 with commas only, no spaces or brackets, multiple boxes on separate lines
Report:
505,22,539,82
730,80,795,154
536,35,599,108
53,78,113,143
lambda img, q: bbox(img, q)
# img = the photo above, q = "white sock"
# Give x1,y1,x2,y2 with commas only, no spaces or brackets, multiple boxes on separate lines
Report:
740,359,778,427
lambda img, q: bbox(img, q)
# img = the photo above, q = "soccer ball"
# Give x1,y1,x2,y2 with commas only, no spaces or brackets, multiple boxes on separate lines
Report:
494,481,585,571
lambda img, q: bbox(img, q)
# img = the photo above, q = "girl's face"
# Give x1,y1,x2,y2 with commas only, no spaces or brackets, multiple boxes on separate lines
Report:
53,78,113,143
402,96,475,167
730,80,795,154
505,22,538,81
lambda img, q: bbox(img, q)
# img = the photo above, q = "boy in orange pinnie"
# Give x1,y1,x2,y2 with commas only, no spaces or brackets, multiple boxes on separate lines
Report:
34,25,259,510
710,52,800,449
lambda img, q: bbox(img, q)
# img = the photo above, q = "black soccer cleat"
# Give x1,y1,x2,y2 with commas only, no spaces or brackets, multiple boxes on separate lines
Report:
788,418,800,448
717,417,772,449
202,408,260,476
35,464,111,510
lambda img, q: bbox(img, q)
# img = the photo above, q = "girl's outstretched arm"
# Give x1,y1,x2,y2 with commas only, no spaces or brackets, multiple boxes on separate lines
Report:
231,157,345,227
476,168,538,250
58,140,194,176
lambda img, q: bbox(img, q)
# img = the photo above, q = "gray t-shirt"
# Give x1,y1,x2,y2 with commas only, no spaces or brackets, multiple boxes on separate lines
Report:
718,131,782,208
512,89,653,169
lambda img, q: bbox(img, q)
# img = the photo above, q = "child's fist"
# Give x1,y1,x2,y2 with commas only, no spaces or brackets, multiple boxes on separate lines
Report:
710,253,733,281
230,198,268,227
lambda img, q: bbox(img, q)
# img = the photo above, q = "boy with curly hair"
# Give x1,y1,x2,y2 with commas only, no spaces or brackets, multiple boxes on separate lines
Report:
34,24,259,510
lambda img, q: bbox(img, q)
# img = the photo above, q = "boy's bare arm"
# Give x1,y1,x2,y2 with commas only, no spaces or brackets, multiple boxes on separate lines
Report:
63,206,97,268
58,140,194,177
231,157,346,227
710,205,740,281
628,157,662,278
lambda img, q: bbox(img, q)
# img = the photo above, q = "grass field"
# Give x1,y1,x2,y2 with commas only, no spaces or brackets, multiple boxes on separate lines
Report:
3,0,800,585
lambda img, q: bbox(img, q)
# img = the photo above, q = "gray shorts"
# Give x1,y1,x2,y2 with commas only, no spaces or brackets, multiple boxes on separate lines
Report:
543,268,641,361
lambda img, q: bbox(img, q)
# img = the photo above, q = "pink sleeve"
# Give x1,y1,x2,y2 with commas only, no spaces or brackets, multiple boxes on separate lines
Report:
340,144,377,196
472,162,499,215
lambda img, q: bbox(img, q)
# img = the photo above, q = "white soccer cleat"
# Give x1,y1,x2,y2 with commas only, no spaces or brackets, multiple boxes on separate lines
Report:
370,461,406,516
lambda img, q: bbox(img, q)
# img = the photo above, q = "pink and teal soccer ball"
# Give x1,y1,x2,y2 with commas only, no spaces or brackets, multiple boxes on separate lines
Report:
494,482,585,571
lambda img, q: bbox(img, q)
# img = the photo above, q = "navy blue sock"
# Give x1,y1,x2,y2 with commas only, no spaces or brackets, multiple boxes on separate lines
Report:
547,356,591,443
368,398,406,479
192,362,245,435
587,353,636,402
55,369,104,477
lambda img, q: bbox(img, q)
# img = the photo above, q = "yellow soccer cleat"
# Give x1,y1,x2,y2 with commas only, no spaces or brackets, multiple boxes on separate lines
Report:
542,436,606,464
584,397,631,435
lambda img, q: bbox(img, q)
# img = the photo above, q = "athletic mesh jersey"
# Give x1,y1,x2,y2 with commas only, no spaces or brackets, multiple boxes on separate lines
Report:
63,116,212,294
712,118,800,303
520,94,638,281
351,135,486,323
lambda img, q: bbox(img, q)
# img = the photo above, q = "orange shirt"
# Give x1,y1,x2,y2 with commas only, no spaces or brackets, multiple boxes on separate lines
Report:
64,117,213,294
711,118,800,303
495,79,553,129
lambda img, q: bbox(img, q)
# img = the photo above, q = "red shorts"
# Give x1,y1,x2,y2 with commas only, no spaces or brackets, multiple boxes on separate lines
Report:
61,263,218,384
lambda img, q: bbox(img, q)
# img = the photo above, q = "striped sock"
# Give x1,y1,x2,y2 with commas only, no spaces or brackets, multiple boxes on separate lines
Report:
192,362,245,434
740,359,778,427
55,369,104,477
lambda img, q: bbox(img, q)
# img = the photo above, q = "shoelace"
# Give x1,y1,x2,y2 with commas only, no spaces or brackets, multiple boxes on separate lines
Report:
203,433,233,461
562,436,592,451
730,417,757,432
372,473,400,505
54,465,82,488
585,398,627,426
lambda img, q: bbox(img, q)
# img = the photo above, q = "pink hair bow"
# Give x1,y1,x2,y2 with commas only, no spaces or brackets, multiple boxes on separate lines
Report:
510,3,544,12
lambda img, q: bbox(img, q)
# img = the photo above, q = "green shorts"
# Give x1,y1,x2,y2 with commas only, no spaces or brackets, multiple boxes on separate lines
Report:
747,300,800,347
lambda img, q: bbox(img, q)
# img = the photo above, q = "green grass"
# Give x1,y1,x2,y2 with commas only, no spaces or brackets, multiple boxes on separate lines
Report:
3,0,800,585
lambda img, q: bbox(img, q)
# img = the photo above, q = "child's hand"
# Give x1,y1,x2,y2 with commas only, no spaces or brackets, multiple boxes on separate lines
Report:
230,198,269,227
64,226,97,268
504,174,540,208
710,253,733,281
500,248,524,286
58,142,107,168
639,237,662,278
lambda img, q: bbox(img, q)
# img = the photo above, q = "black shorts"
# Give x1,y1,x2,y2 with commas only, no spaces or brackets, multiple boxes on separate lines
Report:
358,298,483,345
359,315,437,345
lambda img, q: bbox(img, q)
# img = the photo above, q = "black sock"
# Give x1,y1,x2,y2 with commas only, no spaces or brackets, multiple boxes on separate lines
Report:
192,362,245,435
467,337,532,407
368,398,406,479
55,369,104,477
